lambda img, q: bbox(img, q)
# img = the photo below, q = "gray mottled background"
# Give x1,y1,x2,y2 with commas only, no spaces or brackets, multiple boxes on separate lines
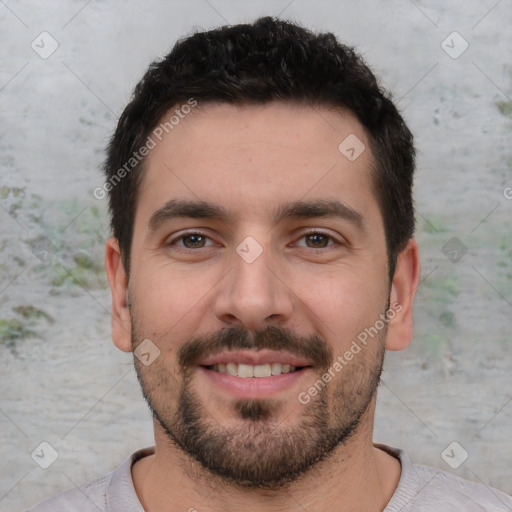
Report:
1,0,511,510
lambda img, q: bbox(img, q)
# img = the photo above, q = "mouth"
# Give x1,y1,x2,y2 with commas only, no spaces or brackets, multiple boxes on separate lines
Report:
196,350,314,398
201,362,310,377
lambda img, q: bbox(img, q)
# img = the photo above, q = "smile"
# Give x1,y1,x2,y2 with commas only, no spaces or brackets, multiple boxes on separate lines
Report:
203,362,308,377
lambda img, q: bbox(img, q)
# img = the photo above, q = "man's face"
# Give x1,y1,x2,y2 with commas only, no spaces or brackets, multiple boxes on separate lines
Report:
126,102,392,488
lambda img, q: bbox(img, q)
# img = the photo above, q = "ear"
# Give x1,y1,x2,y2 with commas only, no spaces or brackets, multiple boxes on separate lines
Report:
104,237,132,353
385,238,421,351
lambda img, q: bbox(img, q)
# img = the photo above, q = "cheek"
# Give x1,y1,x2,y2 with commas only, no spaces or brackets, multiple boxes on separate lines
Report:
131,260,223,340
294,267,387,347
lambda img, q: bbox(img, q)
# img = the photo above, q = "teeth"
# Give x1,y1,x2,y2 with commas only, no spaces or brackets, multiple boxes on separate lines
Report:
209,362,302,377
237,363,254,378
226,362,237,376
271,362,282,375
254,364,271,377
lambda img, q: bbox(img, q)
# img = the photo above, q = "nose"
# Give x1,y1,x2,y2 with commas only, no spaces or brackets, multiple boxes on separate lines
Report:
213,238,295,332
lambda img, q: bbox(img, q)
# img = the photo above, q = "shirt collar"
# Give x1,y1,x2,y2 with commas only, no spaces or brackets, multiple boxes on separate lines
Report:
106,446,155,512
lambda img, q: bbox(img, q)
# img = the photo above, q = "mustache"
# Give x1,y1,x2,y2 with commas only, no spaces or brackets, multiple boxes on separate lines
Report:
178,325,333,372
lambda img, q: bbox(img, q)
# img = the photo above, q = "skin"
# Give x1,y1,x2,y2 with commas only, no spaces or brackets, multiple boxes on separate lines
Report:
105,102,421,511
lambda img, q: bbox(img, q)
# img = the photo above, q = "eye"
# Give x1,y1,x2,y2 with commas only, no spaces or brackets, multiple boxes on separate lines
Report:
166,231,215,249
166,229,341,251
295,230,340,249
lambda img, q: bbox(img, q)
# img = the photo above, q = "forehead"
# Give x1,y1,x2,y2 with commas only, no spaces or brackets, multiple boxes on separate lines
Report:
136,102,379,229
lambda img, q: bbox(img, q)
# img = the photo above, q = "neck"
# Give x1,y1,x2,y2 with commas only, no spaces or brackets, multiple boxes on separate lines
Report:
132,401,401,512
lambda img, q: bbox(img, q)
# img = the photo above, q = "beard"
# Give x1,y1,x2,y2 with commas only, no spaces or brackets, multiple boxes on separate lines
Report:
131,312,386,491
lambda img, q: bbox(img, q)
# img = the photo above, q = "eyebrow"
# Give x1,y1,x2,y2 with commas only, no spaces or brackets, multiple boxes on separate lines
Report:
147,198,365,234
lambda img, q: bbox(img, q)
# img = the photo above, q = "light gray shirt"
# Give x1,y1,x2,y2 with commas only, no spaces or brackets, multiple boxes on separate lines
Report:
26,444,512,511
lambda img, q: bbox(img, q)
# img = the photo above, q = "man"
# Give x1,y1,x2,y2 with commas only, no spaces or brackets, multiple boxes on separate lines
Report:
28,16,512,512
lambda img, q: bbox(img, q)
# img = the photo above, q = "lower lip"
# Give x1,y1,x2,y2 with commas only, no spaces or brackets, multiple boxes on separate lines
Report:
197,366,312,399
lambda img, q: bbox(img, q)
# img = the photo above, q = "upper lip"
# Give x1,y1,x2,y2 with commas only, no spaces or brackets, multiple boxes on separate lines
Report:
198,349,313,367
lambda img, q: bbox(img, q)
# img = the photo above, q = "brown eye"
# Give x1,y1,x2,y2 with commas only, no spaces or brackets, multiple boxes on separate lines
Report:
304,233,331,248
296,230,339,249
167,231,214,249
181,234,207,248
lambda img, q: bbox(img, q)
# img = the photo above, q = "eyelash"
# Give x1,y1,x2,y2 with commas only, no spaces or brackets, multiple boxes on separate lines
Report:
166,229,341,251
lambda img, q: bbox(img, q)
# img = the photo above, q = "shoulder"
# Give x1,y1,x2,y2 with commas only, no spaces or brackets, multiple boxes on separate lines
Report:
25,474,110,512
377,444,512,512
411,462,512,511
25,447,154,512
